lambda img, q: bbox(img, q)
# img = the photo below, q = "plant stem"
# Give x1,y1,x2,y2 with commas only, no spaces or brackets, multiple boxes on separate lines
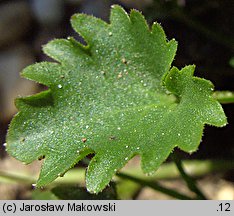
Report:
213,91,234,104
0,170,35,184
1,160,233,185
116,172,192,200
171,153,207,200
0,169,85,186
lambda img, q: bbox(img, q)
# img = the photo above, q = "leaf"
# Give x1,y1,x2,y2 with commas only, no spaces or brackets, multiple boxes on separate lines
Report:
6,5,227,193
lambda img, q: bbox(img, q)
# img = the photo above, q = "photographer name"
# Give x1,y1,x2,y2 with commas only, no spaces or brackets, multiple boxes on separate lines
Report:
19,202,116,212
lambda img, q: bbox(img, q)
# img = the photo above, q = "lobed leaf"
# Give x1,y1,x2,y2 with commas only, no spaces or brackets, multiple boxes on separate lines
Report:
6,5,227,193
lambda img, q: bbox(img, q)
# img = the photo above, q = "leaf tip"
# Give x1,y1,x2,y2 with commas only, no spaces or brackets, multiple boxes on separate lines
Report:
110,4,123,10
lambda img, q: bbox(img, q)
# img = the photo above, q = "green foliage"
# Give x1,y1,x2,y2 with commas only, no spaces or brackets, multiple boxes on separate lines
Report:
6,5,226,193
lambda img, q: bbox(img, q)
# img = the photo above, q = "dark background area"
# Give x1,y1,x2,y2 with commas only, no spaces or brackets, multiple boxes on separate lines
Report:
0,0,233,199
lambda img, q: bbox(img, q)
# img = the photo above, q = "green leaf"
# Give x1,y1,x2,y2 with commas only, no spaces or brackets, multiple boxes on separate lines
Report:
6,5,227,193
